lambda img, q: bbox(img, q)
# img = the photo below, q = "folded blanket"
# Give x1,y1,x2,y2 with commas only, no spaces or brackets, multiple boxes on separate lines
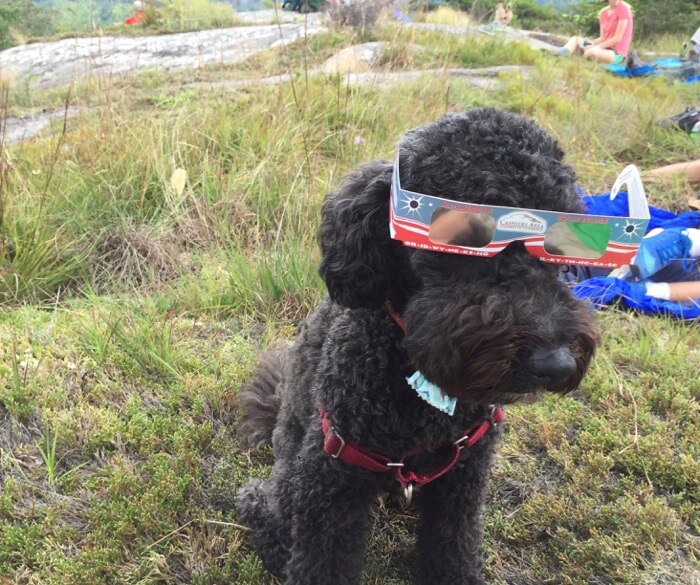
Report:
570,192,700,320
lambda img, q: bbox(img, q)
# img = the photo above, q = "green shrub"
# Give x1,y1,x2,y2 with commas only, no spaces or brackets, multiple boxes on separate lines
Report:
158,0,238,31
0,0,53,49
456,0,562,31
575,0,699,38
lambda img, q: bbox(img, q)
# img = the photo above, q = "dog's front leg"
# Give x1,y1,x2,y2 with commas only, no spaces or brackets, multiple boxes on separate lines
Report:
283,427,377,585
415,440,497,585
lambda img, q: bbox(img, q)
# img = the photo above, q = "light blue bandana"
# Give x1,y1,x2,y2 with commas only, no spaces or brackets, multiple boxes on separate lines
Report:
407,371,457,416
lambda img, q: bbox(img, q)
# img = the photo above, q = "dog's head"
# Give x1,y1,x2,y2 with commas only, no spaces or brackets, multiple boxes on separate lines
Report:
319,108,599,405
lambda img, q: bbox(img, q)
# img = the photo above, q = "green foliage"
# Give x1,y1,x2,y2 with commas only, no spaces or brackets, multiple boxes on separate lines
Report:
569,0,601,35
157,0,238,31
0,338,33,421
0,219,88,305
575,0,700,38
0,2,22,50
213,244,324,322
509,0,564,31
147,90,200,109
36,419,87,486
1,0,239,41
0,0,53,49
34,0,139,32
47,0,115,34
454,36,541,66
456,0,562,30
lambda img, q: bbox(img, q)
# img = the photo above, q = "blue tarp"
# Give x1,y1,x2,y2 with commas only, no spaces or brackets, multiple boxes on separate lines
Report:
606,57,700,83
570,193,700,320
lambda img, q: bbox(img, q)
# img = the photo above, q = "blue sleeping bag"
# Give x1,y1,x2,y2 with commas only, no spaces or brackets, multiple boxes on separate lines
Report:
570,192,700,320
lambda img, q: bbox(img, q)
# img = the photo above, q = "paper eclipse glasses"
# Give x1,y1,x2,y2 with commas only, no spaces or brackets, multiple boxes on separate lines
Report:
389,152,650,268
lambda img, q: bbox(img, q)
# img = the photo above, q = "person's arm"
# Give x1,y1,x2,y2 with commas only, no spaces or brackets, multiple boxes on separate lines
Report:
645,281,700,302
590,28,603,45
646,159,700,186
588,11,606,44
687,159,700,184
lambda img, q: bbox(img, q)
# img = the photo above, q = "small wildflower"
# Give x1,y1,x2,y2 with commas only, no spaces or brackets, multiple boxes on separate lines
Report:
19,348,39,370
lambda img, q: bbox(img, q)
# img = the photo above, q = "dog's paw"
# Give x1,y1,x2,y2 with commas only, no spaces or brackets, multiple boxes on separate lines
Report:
235,478,291,579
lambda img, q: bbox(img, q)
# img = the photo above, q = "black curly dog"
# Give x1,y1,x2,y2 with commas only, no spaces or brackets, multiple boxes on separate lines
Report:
236,108,599,584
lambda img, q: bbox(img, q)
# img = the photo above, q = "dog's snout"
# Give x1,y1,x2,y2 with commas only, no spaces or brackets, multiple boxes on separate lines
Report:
529,346,577,384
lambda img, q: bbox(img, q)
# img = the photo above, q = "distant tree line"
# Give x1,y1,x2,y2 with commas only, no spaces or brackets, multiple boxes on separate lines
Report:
1,0,55,48
0,0,132,49
34,0,131,29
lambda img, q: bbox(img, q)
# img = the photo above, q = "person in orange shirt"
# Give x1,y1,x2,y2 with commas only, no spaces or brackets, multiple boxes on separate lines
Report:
560,0,634,65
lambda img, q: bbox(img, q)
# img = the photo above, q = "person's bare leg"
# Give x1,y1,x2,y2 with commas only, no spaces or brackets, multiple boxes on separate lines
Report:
561,36,582,56
583,46,618,64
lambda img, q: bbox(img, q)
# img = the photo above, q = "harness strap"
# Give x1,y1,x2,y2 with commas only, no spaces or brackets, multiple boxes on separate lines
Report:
319,406,504,489
320,411,391,473
385,300,406,331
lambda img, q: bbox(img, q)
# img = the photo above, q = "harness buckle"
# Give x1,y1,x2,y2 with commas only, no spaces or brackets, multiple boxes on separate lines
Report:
326,428,346,458
453,433,471,450
488,404,500,426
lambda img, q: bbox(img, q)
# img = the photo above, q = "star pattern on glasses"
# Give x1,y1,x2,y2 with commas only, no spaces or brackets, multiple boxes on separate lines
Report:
401,195,425,215
617,219,646,239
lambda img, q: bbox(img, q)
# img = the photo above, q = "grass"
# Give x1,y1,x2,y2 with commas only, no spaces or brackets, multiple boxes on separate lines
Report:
417,6,473,27
1,13,700,585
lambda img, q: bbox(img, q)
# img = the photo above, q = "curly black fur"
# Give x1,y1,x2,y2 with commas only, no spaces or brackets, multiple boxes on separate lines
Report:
236,350,286,448
235,108,599,584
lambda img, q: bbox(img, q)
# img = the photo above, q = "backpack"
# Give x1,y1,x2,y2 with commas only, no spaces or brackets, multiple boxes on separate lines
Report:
657,106,700,134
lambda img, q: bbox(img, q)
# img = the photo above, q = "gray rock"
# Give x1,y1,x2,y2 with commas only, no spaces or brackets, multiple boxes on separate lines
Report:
0,14,325,89
4,109,77,145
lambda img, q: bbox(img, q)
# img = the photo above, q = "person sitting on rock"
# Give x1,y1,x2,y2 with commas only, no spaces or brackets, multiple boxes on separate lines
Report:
495,2,513,26
479,3,514,35
559,0,633,65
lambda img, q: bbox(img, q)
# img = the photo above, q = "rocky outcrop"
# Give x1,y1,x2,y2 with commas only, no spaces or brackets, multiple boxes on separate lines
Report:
3,108,77,145
0,11,325,89
1,11,541,146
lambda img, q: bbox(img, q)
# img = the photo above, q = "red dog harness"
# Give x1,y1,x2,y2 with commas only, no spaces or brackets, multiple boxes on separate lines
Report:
320,406,504,492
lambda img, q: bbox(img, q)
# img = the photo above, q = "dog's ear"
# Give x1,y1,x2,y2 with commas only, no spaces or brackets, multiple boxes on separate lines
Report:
318,160,412,310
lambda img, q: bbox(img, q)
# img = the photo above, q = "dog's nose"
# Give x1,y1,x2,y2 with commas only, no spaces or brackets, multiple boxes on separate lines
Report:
529,346,577,384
